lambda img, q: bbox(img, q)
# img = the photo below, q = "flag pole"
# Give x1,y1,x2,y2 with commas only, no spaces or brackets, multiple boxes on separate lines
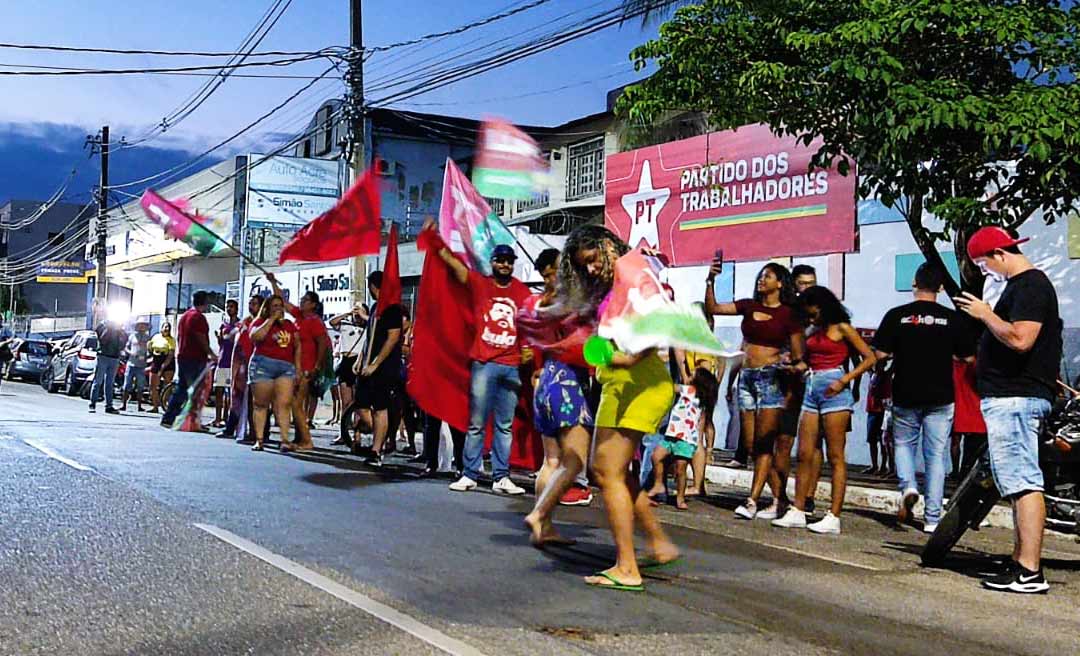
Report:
149,192,272,276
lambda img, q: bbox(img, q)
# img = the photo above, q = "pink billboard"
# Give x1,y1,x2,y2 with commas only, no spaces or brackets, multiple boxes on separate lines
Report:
604,123,857,265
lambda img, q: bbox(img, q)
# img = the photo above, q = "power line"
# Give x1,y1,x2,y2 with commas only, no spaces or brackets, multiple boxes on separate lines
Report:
396,66,638,108
0,52,335,76
364,0,553,53
0,41,345,57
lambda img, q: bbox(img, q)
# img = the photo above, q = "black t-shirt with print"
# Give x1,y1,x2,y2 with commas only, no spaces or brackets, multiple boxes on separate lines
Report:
873,300,972,408
977,269,1062,401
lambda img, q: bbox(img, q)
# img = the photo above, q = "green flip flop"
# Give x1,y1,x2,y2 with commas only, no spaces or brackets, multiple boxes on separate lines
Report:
586,571,645,592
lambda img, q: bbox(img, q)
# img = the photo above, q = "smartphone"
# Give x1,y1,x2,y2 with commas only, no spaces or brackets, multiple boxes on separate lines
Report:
713,248,724,263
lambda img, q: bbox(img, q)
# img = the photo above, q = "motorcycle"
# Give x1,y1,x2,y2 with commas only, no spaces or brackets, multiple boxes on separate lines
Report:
922,393,1080,566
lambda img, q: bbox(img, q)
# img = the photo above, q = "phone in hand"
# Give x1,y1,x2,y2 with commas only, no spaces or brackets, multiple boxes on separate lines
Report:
713,248,724,266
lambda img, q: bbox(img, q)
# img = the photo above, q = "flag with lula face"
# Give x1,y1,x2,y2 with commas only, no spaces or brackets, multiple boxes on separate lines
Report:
598,251,741,358
140,189,222,256
472,118,550,200
438,157,515,276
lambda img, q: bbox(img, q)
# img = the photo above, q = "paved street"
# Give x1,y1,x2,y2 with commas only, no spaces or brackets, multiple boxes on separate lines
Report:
3,379,1080,656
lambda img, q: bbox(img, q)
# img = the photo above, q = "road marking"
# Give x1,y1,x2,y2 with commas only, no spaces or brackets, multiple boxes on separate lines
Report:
194,523,487,656
723,533,884,571
22,439,94,472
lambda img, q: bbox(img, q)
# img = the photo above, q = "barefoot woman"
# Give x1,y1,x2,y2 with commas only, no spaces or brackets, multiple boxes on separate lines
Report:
560,226,679,592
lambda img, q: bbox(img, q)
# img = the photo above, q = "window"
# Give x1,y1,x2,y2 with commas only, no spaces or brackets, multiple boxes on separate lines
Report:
315,106,334,155
565,137,605,201
484,197,505,217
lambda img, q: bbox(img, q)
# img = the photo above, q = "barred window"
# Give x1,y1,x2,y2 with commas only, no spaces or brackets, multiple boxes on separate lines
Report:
566,137,605,201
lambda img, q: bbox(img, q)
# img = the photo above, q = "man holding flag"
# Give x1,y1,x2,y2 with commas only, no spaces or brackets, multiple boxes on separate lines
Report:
354,270,404,466
161,290,215,429
420,219,531,495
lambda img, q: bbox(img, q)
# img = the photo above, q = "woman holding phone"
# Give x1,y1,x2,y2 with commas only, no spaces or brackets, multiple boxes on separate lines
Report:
247,295,302,452
772,286,876,534
705,256,804,521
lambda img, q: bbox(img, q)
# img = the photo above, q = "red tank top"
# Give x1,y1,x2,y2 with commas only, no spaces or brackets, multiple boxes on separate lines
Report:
806,330,849,370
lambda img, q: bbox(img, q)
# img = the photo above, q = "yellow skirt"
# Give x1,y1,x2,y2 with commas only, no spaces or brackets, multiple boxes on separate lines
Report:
595,352,675,434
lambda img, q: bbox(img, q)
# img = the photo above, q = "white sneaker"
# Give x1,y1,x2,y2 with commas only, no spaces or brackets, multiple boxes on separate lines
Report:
449,475,477,492
808,512,841,535
492,477,526,495
772,507,807,529
923,523,938,534
757,502,781,521
734,499,757,520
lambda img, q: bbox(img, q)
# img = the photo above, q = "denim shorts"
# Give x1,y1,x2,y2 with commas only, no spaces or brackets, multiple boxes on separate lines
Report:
982,397,1051,498
737,365,785,411
533,360,594,436
248,354,296,384
801,368,854,415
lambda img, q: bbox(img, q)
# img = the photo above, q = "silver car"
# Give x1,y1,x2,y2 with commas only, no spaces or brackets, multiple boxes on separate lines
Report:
5,338,51,382
41,330,98,395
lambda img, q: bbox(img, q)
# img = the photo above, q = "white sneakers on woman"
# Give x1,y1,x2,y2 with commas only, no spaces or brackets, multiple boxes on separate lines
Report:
770,507,842,534
771,507,807,528
807,512,841,534
734,499,757,520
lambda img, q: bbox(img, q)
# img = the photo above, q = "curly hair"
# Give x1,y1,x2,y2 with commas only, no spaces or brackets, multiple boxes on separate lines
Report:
754,262,797,306
554,224,630,314
798,285,851,326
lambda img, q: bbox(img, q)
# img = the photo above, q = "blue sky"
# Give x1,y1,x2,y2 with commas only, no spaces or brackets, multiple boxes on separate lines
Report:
0,0,657,202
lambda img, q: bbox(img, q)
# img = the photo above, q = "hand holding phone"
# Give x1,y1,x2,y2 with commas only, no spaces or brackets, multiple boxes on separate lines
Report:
708,248,724,279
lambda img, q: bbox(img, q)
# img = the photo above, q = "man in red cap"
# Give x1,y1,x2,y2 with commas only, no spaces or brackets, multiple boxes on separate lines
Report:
955,226,1061,594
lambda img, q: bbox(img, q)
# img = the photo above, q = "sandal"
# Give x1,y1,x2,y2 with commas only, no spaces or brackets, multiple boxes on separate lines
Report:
280,441,296,452
585,571,644,592
639,556,682,571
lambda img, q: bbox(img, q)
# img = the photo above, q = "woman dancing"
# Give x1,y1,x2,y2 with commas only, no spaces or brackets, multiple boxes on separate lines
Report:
705,262,804,520
555,225,679,592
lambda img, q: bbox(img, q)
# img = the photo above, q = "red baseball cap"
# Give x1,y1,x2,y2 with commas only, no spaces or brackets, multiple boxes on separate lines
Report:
966,226,1029,259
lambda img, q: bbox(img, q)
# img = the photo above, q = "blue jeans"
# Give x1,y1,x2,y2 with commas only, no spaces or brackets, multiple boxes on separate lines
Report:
162,358,205,425
90,355,119,408
982,397,1051,498
892,403,955,524
463,361,521,482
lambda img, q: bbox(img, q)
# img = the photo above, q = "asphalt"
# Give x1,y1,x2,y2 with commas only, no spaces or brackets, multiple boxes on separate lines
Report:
3,380,1080,655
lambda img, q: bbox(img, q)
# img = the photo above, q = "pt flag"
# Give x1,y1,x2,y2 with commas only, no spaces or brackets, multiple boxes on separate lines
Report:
604,122,857,265
278,168,382,264
376,223,402,318
472,118,549,200
438,158,515,276
140,190,222,256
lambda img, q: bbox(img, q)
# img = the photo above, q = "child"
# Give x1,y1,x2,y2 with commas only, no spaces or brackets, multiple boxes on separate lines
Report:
646,375,706,510
864,363,893,475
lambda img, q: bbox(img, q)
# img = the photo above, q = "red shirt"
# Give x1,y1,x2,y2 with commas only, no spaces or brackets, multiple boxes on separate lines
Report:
289,307,328,373
252,319,299,364
734,299,801,349
467,271,531,366
235,317,255,364
177,307,210,361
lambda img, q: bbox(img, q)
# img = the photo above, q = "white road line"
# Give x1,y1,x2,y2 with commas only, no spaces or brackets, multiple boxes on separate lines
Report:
194,523,487,656
725,533,884,572
22,439,94,472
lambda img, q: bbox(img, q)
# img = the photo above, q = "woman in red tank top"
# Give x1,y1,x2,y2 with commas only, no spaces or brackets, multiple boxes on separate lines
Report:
705,262,805,520
773,286,876,535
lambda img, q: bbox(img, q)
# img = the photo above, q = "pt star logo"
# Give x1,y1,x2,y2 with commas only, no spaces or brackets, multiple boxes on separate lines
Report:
621,159,670,249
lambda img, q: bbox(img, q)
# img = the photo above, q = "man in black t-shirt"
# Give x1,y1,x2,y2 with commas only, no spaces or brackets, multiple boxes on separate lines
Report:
874,263,972,532
354,270,403,466
956,227,1062,595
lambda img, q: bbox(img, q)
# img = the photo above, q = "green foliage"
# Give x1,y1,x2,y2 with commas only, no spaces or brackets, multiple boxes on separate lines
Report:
620,0,1080,240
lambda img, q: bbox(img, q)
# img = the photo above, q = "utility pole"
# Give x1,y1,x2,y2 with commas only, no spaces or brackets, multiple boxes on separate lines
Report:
94,125,110,315
347,0,368,308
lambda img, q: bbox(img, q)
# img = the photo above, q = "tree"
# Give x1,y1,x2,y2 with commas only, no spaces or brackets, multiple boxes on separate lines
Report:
620,0,1080,296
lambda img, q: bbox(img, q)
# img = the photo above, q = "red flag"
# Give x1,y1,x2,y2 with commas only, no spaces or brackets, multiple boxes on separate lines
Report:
278,169,381,264
406,228,474,433
376,224,401,318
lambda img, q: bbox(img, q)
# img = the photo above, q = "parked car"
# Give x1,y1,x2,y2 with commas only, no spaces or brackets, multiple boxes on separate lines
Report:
5,338,51,382
41,330,98,395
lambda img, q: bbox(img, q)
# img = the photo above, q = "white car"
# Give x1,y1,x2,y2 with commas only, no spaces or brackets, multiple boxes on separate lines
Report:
41,330,98,395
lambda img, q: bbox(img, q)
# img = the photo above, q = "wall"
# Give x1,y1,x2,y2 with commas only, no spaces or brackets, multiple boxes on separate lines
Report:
372,136,474,239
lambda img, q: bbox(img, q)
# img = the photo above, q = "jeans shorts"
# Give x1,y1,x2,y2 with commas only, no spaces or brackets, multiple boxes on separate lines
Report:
801,368,854,415
737,365,785,411
248,354,296,384
982,397,1051,498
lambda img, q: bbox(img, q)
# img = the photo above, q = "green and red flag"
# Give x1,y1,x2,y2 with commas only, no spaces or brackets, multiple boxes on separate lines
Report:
598,251,740,358
140,189,223,256
438,158,515,276
472,118,550,200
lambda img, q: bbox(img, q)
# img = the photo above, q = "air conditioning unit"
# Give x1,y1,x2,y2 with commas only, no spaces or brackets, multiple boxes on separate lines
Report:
374,160,396,176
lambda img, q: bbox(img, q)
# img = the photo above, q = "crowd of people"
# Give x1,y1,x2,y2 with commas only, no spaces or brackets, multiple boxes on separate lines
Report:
79,223,1062,596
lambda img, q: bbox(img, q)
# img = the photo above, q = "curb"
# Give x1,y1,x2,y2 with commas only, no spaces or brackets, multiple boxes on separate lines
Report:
703,464,1016,530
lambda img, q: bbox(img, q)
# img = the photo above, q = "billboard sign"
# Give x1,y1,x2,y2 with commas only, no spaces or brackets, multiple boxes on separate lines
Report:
37,260,90,283
246,154,341,229
604,123,857,265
